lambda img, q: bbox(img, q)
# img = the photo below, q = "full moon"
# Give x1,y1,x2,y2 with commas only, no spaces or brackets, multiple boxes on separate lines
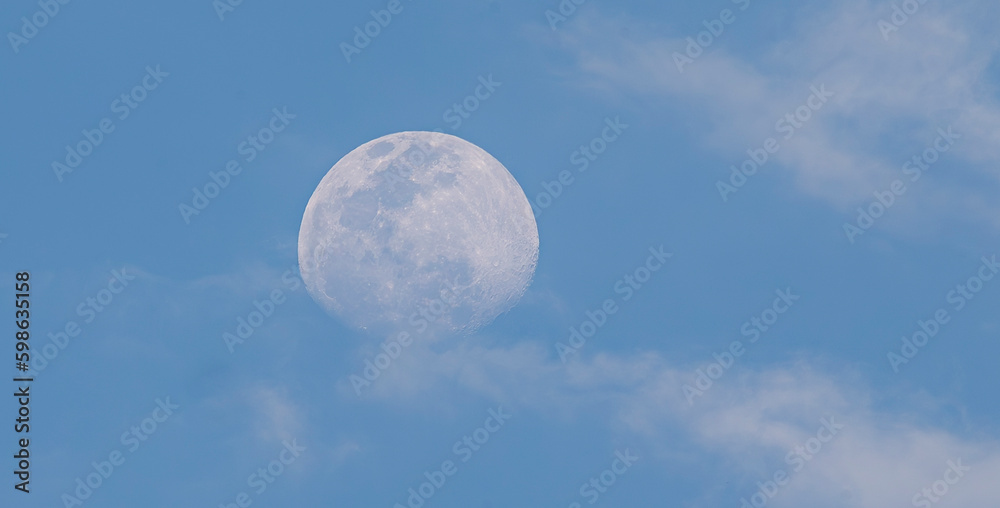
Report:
298,131,539,337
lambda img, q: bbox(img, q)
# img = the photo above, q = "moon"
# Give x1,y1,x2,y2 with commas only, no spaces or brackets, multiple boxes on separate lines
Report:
297,131,539,337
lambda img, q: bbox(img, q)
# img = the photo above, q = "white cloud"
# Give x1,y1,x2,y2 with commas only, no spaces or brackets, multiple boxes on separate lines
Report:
355,338,1000,506
549,0,1000,227
248,385,303,443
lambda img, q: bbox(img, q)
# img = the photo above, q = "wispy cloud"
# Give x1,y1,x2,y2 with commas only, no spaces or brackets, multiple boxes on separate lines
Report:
354,338,1000,506
548,1,1000,229
248,385,304,443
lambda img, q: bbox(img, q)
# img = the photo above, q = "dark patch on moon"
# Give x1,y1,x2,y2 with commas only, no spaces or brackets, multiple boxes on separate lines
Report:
367,141,395,157
434,172,457,187
338,190,379,229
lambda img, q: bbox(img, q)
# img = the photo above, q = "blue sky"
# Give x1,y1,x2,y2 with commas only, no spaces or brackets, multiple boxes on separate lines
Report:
3,0,1000,506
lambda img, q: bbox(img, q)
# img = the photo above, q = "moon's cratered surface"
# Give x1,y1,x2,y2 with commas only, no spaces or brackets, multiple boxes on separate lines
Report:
298,131,539,336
